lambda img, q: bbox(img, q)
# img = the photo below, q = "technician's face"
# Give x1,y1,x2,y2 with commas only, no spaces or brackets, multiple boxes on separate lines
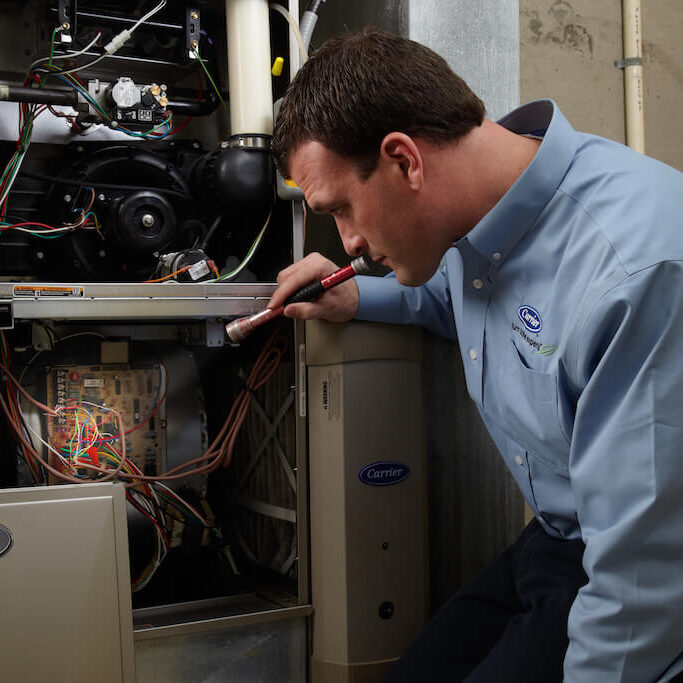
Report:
288,141,440,286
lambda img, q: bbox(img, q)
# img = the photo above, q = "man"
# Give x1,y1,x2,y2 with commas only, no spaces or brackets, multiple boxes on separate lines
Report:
269,30,683,682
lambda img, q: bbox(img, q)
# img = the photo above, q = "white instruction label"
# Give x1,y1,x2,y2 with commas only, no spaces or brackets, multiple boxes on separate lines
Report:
83,378,105,387
188,260,210,280
321,369,341,422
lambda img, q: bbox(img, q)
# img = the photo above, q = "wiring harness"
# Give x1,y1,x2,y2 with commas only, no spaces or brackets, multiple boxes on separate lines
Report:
0,325,286,589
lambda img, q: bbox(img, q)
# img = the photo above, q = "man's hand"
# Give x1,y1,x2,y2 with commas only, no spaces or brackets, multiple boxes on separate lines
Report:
269,252,360,322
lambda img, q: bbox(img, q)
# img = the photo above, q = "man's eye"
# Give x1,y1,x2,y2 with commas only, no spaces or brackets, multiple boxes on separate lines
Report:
332,208,343,218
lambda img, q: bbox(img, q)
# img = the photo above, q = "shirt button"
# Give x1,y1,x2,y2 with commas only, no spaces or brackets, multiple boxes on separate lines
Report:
472,278,484,290
492,252,502,261
469,348,477,360
514,455,524,466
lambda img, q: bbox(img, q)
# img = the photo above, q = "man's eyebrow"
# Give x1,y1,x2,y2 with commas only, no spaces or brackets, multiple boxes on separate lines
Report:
306,200,334,214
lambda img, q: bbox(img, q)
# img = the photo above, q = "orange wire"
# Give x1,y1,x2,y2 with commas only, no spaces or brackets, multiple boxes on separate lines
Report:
0,325,285,487
143,265,190,283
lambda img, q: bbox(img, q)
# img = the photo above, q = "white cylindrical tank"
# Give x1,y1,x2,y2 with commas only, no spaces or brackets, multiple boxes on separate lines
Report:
226,0,274,136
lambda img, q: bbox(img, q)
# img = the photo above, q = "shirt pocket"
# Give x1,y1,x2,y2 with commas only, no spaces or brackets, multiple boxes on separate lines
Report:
501,339,570,469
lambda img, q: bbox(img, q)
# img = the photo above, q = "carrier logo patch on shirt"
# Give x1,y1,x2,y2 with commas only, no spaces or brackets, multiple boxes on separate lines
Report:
518,305,542,333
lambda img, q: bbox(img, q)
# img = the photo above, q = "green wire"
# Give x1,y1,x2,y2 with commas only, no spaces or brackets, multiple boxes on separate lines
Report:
119,112,173,138
211,208,272,282
43,65,171,139
192,47,230,118
49,28,59,66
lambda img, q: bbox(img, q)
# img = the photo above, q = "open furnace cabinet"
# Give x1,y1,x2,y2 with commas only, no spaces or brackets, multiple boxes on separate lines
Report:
0,1,311,681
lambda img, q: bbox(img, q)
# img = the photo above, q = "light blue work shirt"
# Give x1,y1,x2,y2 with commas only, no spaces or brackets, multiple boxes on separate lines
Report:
355,100,683,682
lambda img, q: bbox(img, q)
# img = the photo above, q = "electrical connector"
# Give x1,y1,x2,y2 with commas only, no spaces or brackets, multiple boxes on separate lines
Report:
104,29,132,55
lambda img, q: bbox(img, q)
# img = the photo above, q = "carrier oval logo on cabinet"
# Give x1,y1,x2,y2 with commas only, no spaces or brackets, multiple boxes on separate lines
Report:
358,461,410,486
0,524,13,557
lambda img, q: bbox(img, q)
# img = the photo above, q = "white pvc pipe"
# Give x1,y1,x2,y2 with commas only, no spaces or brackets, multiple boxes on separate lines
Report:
226,0,274,136
622,0,645,153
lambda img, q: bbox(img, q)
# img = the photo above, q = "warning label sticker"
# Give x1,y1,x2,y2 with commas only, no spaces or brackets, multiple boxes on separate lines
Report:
14,286,84,297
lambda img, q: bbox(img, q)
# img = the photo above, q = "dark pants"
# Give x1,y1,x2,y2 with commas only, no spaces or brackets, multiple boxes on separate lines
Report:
384,519,587,683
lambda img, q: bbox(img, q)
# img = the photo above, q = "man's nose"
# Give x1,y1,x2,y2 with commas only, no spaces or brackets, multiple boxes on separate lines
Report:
338,224,366,257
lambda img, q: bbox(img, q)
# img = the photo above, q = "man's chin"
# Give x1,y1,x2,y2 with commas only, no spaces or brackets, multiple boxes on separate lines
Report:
394,267,433,288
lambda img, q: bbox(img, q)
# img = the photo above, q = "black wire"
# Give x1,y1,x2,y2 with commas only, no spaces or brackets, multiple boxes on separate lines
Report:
128,488,168,542
19,171,192,199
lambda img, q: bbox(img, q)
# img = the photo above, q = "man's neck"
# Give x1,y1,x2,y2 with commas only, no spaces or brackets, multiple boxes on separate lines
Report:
436,120,541,235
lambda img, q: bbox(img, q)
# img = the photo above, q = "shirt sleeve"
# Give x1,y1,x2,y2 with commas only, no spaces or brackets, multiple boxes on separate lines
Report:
564,261,683,682
355,262,458,340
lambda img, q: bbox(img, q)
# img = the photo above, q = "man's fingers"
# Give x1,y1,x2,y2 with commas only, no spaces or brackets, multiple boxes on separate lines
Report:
282,302,321,319
269,253,339,309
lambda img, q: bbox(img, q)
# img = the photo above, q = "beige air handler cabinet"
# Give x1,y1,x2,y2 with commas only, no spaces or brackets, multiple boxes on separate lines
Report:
0,1,428,681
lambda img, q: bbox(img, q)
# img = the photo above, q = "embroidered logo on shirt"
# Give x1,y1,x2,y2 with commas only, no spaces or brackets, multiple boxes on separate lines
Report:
511,323,558,356
518,305,542,333
537,344,558,356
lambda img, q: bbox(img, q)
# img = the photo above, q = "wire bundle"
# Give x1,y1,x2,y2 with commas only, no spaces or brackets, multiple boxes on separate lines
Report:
0,334,41,481
0,2,233,247
0,326,285,587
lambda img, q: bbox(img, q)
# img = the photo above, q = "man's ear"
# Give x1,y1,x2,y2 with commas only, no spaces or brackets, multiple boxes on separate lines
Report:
379,132,424,191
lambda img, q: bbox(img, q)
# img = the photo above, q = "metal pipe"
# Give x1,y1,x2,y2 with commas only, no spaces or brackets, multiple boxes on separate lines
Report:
0,84,77,107
166,94,219,116
622,0,645,153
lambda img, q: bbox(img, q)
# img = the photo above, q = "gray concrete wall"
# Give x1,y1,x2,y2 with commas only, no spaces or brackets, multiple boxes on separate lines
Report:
521,0,683,170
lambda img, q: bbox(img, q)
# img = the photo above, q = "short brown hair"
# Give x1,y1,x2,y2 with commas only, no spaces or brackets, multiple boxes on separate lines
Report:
272,29,485,179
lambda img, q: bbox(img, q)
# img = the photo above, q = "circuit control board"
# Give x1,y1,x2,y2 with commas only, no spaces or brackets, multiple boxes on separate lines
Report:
45,364,165,477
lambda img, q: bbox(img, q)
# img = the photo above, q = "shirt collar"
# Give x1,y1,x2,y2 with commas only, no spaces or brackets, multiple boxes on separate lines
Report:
458,99,579,264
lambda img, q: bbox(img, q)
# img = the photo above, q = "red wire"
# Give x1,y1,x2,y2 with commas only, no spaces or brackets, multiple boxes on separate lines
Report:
166,65,204,136
126,492,170,549
122,362,168,437
167,113,192,137
0,221,63,231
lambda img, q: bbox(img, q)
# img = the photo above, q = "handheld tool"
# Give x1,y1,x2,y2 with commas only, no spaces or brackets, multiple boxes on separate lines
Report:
225,255,371,343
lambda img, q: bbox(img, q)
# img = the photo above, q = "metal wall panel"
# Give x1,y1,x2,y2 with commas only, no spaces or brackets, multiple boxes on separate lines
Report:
410,0,520,120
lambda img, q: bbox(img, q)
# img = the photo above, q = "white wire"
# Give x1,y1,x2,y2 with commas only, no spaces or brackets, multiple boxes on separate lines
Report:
29,31,103,72
129,485,167,591
79,400,116,413
133,0,168,32
39,52,107,76
0,149,29,207
43,1,167,74
10,225,97,235
269,4,308,64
